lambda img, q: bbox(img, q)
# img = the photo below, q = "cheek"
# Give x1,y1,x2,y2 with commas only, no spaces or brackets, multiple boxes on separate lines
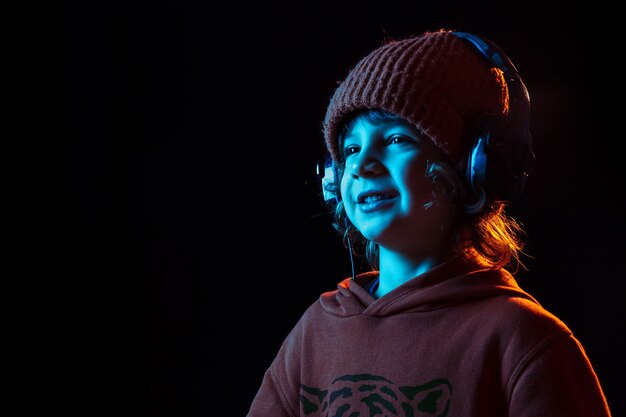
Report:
403,165,432,199
339,176,347,203
340,175,358,220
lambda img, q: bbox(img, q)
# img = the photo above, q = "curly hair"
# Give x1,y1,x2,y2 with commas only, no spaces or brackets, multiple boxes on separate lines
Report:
323,109,528,273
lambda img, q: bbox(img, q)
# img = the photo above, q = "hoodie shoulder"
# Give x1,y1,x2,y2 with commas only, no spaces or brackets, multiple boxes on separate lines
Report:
493,288,573,341
487,269,572,333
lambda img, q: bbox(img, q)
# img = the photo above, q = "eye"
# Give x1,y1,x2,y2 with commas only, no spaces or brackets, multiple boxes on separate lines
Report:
343,144,360,157
387,134,411,145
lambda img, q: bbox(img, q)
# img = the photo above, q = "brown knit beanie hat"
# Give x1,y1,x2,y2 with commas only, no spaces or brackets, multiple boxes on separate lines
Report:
323,29,509,165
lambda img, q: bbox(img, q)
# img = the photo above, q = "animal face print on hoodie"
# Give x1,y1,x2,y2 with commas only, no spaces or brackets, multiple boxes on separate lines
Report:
299,374,452,417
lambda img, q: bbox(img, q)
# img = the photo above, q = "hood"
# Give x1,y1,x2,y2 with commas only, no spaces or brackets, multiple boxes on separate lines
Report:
319,256,537,317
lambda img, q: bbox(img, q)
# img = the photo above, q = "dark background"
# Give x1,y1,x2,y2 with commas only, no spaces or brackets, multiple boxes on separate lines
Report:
60,1,625,416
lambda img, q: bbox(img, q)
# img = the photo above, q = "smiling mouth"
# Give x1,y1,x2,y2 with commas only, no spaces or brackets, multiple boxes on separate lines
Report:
357,191,397,204
357,193,397,213
356,191,398,212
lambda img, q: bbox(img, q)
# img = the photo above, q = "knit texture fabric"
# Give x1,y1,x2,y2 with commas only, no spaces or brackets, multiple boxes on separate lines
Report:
323,29,509,165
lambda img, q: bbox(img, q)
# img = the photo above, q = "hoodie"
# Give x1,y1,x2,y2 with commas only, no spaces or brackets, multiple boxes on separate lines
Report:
247,256,611,417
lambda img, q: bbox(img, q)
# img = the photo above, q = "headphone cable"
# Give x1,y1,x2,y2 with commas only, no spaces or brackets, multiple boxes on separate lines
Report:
346,236,356,280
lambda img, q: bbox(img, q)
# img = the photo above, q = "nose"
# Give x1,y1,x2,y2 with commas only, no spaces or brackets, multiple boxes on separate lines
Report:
347,150,384,179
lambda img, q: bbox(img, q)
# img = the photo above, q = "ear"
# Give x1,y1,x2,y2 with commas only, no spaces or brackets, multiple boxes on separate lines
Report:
399,378,452,417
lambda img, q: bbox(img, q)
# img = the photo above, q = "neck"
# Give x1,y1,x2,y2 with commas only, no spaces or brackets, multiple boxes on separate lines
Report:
374,248,449,298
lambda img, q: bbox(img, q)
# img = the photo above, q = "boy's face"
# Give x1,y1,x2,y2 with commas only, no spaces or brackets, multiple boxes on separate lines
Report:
340,113,458,256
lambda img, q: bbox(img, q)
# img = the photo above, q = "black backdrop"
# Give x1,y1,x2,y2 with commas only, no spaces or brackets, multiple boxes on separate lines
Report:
62,1,625,416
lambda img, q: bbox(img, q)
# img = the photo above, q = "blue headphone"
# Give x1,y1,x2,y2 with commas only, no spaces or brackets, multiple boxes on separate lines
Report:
453,31,536,203
319,31,536,205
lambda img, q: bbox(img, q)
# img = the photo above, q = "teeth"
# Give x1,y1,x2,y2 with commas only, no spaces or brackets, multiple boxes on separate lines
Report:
363,194,387,203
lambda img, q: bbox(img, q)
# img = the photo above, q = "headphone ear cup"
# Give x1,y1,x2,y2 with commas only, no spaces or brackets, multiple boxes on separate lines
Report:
466,119,490,194
471,111,534,203
319,159,339,203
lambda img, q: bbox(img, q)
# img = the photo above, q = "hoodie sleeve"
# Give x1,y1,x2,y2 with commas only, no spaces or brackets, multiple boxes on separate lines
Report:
508,332,612,417
247,367,295,417
247,309,309,417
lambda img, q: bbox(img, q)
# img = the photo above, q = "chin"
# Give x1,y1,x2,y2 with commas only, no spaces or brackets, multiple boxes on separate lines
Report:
360,225,394,245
